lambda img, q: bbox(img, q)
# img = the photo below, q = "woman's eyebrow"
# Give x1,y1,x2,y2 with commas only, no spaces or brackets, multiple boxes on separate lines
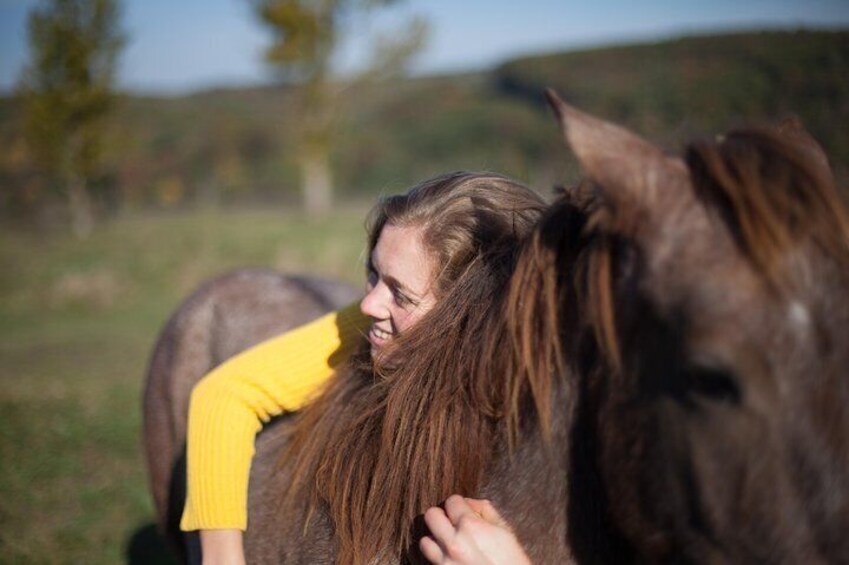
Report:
383,274,421,298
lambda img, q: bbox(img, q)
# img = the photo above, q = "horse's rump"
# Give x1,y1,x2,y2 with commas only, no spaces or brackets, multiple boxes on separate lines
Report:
142,268,359,558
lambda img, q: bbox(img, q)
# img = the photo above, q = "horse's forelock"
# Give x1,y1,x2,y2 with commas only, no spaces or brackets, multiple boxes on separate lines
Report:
568,125,849,379
567,124,849,562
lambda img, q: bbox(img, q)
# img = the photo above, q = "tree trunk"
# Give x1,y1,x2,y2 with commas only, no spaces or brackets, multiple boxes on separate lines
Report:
67,174,94,239
300,146,333,216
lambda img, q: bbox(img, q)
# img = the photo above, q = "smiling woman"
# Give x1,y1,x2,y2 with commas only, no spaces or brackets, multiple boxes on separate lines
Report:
172,170,547,563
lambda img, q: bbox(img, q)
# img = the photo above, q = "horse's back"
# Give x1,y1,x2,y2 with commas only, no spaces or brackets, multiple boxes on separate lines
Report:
142,268,359,556
244,415,338,563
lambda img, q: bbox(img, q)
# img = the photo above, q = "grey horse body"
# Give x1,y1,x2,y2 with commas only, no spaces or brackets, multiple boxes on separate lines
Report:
143,268,572,563
143,269,361,561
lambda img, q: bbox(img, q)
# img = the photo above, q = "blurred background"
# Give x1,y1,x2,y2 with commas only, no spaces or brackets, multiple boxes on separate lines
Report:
1,0,848,562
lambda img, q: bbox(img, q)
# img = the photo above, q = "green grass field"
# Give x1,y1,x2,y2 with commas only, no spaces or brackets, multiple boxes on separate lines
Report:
0,207,367,563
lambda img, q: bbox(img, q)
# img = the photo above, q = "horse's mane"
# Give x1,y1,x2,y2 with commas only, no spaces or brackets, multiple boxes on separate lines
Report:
278,236,524,564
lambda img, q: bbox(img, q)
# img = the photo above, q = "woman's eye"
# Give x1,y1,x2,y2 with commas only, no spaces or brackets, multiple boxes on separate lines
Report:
393,291,412,307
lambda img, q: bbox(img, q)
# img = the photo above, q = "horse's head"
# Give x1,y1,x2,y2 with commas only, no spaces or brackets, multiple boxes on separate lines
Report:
543,90,849,562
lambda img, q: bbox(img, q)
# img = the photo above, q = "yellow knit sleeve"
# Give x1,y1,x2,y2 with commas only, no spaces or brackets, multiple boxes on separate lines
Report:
180,301,368,531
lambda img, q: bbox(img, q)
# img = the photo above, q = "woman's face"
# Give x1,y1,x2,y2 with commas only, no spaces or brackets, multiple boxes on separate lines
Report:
360,223,437,355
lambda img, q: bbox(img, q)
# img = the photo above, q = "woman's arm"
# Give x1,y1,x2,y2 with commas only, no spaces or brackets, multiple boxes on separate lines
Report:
179,302,367,557
198,530,245,565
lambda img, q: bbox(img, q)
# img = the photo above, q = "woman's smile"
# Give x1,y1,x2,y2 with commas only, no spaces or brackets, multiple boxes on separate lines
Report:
367,325,393,348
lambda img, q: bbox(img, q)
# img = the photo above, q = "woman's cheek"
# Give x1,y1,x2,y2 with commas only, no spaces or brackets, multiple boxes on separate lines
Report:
394,308,416,333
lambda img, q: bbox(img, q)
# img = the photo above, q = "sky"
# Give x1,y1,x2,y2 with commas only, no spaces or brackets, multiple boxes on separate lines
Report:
2,0,849,95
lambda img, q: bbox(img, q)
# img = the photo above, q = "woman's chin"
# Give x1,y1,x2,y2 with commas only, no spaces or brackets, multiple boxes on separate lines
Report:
369,341,390,359
368,339,395,364
367,336,383,358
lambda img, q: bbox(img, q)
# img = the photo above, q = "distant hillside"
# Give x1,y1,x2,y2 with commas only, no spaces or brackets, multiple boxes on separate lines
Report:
2,29,847,218
496,30,849,159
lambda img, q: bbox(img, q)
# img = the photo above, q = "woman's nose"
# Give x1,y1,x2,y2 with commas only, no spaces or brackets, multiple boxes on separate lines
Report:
360,282,388,319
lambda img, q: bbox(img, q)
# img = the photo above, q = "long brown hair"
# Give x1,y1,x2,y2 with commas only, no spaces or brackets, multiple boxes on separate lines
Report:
280,172,546,564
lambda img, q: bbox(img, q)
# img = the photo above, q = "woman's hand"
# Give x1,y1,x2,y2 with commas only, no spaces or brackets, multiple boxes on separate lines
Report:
199,529,246,565
419,495,531,565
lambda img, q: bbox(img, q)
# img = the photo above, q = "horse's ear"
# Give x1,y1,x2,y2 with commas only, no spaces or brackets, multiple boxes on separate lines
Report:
545,88,687,222
777,116,832,180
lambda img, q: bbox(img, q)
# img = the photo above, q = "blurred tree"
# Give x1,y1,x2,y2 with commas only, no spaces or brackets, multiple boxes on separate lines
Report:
20,0,124,237
252,0,426,214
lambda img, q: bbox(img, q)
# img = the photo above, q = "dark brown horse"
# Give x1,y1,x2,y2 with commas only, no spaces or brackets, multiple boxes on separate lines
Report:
510,91,849,563
144,94,849,563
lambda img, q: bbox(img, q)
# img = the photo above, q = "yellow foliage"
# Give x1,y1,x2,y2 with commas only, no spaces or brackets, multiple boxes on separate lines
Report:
155,175,185,207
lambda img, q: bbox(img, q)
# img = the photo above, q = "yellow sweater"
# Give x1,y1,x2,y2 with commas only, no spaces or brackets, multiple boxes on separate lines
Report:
180,302,368,531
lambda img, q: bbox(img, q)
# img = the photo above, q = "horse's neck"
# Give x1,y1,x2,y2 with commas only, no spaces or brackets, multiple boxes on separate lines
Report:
479,382,575,564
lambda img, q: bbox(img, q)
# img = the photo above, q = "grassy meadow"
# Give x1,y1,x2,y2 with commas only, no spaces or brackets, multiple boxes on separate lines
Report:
0,207,368,563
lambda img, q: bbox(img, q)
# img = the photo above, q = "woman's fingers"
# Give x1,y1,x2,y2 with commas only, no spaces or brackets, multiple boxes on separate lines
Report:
424,505,457,545
444,494,479,526
463,498,507,527
445,495,507,530
420,496,533,565
419,535,445,563
422,504,481,563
